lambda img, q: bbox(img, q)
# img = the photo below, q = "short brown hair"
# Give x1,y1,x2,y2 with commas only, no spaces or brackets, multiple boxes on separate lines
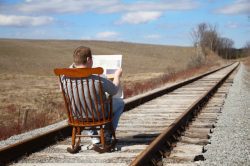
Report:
73,46,92,65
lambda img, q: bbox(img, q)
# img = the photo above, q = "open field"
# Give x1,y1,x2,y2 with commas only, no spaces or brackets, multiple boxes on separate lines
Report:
0,39,224,140
0,39,198,76
242,55,250,66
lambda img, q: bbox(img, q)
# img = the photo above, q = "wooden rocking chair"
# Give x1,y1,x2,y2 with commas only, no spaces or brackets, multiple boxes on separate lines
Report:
54,67,117,153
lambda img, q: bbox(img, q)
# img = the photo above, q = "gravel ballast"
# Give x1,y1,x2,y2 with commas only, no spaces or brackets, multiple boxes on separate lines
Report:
202,64,250,165
0,120,67,149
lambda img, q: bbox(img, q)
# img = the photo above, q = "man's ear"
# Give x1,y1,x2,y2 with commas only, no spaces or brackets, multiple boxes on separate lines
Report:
87,57,92,62
86,57,93,67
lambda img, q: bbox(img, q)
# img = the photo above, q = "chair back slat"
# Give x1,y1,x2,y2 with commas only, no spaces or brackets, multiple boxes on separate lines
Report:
98,77,106,121
86,79,94,122
74,79,84,123
64,79,74,123
80,80,89,123
91,78,101,122
55,67,112,126
69,79,78,124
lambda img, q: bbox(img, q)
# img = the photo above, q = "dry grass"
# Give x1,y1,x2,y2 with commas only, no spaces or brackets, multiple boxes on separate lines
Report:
242,56,250,66
0,39,196,76
0,74,66,140
123,63,215,98
0,39,223,140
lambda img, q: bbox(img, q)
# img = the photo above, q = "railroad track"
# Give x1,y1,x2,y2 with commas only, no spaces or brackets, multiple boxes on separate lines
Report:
162,71,236,165
0,62,239,166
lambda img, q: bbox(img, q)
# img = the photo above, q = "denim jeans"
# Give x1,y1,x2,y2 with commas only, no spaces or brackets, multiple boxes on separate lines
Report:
111,97,124,130
87,97,124,138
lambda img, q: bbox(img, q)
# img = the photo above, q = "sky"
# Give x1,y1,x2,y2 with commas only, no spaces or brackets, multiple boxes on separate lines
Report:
0,0,249,48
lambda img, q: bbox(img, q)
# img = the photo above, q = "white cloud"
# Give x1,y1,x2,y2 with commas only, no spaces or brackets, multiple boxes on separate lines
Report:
144,34,161,39
15,0,198,14
101,0,198,13
226,21,239,29
96,31,119,40
1,0,199,26
0,0,200,28
119,11,162,24
216,0,250,15
0,14,53,26
17,0,119,13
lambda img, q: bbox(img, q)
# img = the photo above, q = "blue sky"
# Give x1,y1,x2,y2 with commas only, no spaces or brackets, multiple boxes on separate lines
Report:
0,0,249,48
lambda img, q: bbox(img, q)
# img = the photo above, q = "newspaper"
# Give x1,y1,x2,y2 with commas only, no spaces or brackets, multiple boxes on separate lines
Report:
92,55,123,98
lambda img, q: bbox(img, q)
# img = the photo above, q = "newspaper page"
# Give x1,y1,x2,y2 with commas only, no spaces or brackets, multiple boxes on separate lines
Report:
92,55,123,98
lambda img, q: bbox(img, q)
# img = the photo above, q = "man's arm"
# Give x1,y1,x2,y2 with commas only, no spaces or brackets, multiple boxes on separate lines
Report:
99,68,122,96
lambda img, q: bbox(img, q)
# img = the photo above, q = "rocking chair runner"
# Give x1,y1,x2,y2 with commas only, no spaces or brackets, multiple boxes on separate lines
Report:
54,67,117,153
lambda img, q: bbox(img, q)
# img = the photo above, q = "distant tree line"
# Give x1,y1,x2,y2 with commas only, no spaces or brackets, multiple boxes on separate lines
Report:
191,22,249,59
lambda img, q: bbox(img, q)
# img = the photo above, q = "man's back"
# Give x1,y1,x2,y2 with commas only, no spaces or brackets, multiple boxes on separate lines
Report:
61,75,117,120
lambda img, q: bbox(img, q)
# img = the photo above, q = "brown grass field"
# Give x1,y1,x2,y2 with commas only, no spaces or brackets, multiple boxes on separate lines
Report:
0,38,225,140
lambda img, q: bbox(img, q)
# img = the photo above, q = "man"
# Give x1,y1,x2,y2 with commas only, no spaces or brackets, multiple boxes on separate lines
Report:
68,46,124,144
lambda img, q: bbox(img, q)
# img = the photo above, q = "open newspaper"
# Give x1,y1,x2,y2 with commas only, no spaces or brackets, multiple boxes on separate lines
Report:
92,55,123,98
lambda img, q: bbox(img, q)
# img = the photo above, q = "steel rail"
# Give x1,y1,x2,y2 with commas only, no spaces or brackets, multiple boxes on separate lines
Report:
0,62,236,164
129,62,239,166
124,62,234,111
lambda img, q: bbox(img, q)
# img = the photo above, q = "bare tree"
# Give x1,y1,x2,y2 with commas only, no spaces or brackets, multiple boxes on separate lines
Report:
190,23,208,58
190,23,207,47
190,22,236,59
190,23,219,57
217,37,234,59
206,24,218,51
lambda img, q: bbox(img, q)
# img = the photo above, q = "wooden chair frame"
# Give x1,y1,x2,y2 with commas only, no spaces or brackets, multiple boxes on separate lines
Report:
54,67,117,153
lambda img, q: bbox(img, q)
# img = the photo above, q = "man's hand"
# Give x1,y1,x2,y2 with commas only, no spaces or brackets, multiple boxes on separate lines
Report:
113,68,122,87
114,68,122,78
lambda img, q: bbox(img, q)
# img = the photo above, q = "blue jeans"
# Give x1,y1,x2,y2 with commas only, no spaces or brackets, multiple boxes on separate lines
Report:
111,97,124,130
87,97,124,137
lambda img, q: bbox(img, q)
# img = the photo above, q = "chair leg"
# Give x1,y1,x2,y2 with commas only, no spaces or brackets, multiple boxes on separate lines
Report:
100,126,105,148
92,124,117,153
93,125,108,153
72,127,76,148
67,127,81,154
76,127,81,147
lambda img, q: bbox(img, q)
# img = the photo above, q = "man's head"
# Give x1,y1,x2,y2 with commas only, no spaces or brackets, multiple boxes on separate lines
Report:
73,46,93,68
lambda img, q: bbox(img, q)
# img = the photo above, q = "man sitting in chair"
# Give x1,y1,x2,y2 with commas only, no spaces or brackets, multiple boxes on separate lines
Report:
68,46,124,145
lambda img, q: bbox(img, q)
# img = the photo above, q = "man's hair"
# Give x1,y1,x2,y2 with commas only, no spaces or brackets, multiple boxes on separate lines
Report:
73,46,92,65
